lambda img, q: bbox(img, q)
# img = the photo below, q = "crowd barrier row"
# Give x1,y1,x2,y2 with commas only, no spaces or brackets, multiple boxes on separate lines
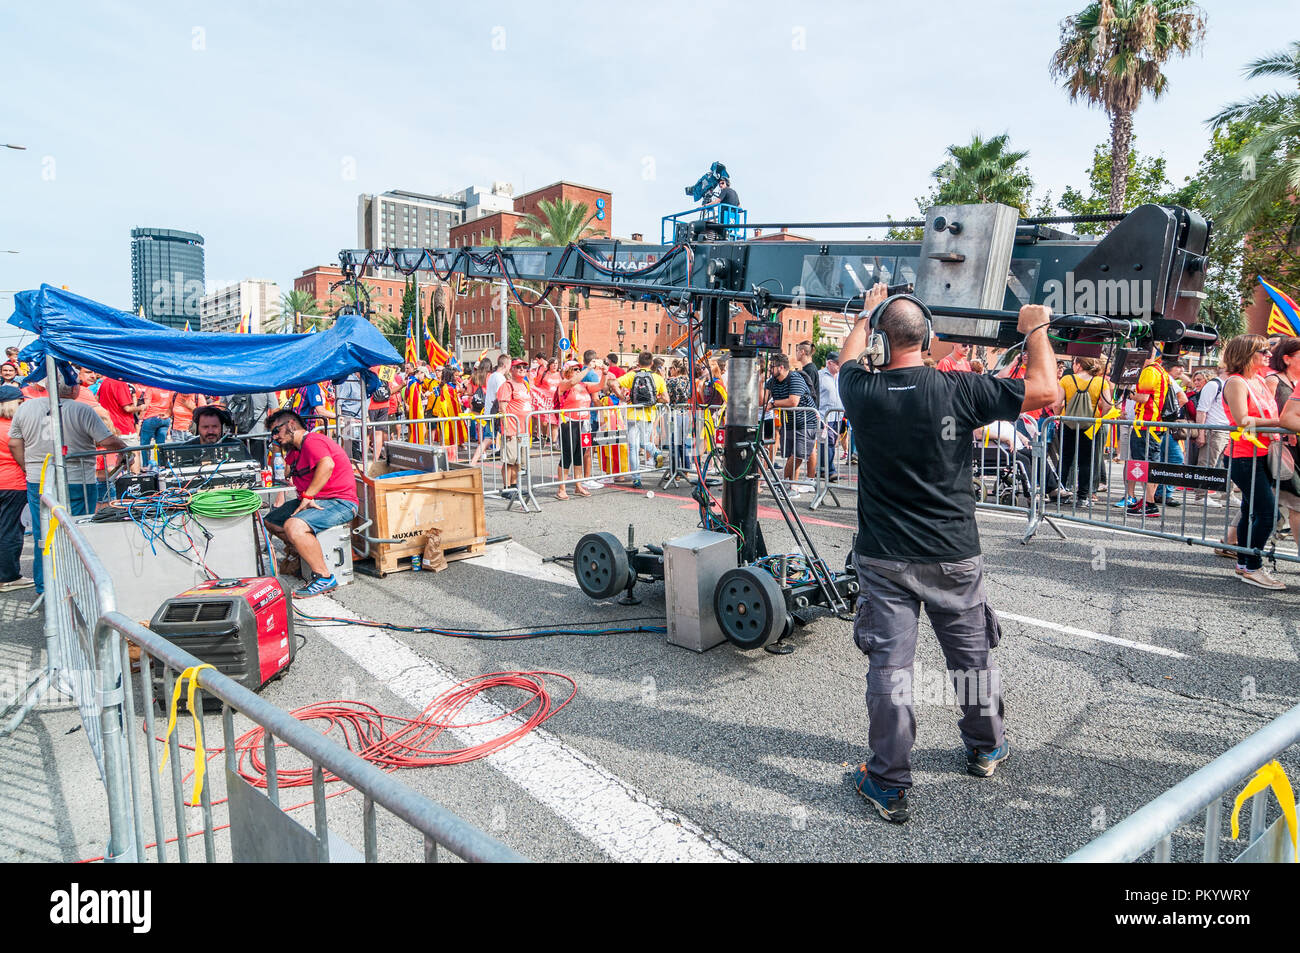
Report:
13,491,525,863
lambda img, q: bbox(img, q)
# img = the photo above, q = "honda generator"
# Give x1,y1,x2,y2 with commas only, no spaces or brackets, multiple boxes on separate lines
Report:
149,577,295,694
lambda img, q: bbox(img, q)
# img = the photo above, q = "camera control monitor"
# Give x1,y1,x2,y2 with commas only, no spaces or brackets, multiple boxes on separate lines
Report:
742,320,783,351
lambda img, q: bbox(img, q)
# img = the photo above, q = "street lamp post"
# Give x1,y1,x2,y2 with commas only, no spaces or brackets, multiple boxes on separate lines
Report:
616,326,626,366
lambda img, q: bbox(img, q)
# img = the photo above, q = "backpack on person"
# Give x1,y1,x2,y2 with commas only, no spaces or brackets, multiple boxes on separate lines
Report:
1061,374,1098,431
630,371,656,406
227,393,258,434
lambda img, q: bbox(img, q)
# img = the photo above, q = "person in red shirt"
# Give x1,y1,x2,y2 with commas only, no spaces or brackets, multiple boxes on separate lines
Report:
0,385,31,590
96,377,142,440
494,360,534,498
553,360,613,499
263,409,359,597
936,343,973,373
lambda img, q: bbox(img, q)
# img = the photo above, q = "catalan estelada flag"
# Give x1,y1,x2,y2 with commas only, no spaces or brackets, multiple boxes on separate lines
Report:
1260,276,1300,338
425,316,451,366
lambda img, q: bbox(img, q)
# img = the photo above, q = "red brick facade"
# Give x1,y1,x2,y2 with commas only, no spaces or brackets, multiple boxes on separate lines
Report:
293,265,438,322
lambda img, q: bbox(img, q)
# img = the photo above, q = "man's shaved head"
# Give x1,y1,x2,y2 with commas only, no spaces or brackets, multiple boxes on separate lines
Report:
877,298,929,353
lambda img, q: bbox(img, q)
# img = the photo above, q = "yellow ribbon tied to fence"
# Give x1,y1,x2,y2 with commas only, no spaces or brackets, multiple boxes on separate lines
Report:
1229,760,1298,862
37,454,60,573
1229,425,1268,452
1084,407,1122,441
158,664,218,807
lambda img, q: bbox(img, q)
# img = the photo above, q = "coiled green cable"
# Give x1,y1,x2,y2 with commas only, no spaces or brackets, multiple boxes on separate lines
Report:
189,488,263,518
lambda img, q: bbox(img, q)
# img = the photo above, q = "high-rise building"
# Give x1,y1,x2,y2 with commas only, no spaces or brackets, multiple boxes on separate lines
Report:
356,184,518,278
130,227,205,329
198,279,282,333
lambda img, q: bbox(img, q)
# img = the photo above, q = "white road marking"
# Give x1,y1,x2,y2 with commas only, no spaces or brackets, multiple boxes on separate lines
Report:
296,595,747,863
470,540,580,589
997,610,1189,659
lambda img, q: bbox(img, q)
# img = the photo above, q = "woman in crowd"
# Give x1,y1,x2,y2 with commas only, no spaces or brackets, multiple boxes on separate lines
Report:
0,386,30,592
665,359,692,472
534,358,561,445
554,360,611,500
1220,334,1284,589
1057,356,1112,503
1266,338,1300,551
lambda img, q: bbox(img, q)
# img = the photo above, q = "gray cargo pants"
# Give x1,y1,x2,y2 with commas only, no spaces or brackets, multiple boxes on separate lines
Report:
852,553,1005,790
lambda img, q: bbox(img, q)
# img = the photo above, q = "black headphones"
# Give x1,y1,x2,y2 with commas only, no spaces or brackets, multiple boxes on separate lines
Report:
863,293,933,369
194,405,234,433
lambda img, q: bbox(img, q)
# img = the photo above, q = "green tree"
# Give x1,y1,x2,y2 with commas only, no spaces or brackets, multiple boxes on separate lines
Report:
515,197,603,245
1058,138,1190,234
932,133,1035,213
1050,0,1207,215
279,289,323,333
374,313,406,354
399,279,417,324
1207,42,1300,240
506,307,524,358
1188,121,1300,338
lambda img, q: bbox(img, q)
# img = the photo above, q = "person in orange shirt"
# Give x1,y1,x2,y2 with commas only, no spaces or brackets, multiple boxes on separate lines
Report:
139,386,174,448
169,393,206,441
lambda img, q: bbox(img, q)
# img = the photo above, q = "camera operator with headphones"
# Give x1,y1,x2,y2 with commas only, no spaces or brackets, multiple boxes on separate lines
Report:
837,283,1058,823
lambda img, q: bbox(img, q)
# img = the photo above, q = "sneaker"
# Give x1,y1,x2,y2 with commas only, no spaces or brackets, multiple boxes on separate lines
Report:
966,742,1011,778
1127,502,1160,518
1240,568,1286,591
630,478,643,489
1159,496,1181,508
1201,497,1224,508
0,579,35,592
850,764,910,823
294,574,339,598
1113,495,1138,509
582,480,604,491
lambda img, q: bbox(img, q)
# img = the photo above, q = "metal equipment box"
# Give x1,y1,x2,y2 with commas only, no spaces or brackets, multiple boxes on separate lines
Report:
916,203,1019,341
664,530,737,652
310,522,354,587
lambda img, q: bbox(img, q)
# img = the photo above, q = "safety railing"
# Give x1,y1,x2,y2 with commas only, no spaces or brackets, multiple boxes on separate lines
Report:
518,403,671,505
1066,701,1300,862
1027,416,1298,569
23,493,526,863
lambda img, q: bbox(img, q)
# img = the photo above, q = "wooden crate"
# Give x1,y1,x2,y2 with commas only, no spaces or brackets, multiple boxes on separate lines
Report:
353,461,487,576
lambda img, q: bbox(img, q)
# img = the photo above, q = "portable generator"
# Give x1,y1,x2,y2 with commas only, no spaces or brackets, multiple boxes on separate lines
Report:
149,577,295,693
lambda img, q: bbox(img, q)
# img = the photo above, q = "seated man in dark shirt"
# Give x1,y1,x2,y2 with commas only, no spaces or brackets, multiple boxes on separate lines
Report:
837,284,1058,823
164,405,249,464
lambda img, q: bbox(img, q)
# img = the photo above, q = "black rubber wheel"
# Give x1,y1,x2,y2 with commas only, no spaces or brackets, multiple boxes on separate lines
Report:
714,566,789,651
574,532,631,600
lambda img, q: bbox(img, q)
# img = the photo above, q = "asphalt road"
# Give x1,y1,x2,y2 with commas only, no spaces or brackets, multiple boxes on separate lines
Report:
4,480,1298,863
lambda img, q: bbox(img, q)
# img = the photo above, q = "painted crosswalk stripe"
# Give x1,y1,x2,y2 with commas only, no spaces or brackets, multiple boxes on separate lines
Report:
297,594,748,863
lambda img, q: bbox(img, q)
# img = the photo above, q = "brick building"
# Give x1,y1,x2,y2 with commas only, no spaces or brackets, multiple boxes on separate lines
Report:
292,264,444,330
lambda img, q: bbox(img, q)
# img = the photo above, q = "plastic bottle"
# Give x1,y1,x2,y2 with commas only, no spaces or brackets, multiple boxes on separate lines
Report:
411,553,422,572
272,449,285,483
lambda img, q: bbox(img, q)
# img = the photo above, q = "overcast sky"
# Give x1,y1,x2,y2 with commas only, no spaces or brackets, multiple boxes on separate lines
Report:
0,0,1288,350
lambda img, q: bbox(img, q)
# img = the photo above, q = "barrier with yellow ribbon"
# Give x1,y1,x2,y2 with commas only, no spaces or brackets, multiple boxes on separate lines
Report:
158,663,217,807
1229,425,1268,452
1084,406,1122,441
1230,760,1297,862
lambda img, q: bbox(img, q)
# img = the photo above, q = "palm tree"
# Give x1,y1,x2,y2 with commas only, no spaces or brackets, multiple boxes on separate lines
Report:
1050,0,1206,215
1207,42,1300,238
932,133,1035,213
514,197,603,246
280,289,324,333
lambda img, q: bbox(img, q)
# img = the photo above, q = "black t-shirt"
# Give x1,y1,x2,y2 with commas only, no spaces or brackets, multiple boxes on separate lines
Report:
718,187,739,207
838,361,1025,562
766,369,813,408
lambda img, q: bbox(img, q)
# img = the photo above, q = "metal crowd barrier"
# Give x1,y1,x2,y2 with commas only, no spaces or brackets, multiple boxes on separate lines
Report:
1027,416,1299,567
518,403,670,505
17,493,525,863
1066,701,1300,862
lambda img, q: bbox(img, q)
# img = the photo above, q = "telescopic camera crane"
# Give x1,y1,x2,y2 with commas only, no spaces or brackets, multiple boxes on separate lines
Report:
340,201,1216,652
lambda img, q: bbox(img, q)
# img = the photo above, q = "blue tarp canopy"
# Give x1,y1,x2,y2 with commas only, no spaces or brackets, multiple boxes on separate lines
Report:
8,284,402,396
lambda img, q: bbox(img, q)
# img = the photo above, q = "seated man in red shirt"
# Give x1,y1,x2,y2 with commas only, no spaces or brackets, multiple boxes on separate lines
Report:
263,408,359,597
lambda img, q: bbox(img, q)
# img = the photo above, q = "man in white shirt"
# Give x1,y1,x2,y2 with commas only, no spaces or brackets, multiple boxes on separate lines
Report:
1194,364,1229,505
818,352,846,481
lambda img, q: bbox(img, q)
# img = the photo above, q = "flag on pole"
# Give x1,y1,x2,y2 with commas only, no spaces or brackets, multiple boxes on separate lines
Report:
425,315,451,366
1260,276,1300,338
